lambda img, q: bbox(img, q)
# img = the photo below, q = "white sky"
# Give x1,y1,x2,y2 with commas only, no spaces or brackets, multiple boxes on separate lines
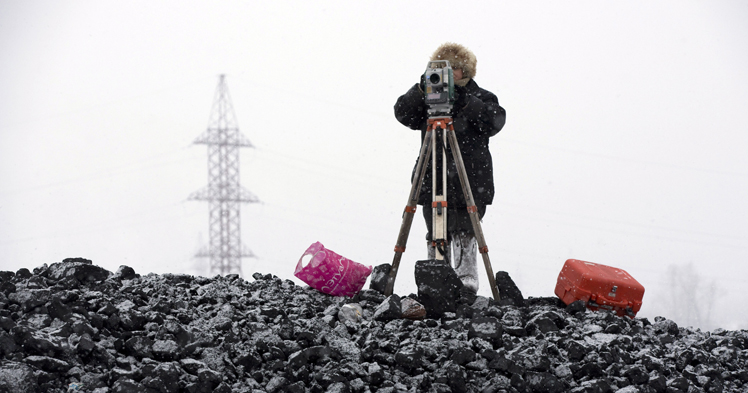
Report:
1,1,747,330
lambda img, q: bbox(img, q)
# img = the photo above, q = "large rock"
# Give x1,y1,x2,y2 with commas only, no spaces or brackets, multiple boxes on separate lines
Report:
141,362,181,393
0,330,19,356
111,379,146,393
23,355,72,372
113,265,138,280
495,270,525,306
401,297,426,320
287,345,332,369
468,316,504,348
0,362,38,393
415,259,463,318
356,289,386,305
47,260,110,285
7,289,51,312
124,336,154,359
337,303,363,323
395,345,425,371
368,263,391,293
525,371,565,393
0,271,15,282
373,295,402,322
152,339,180,361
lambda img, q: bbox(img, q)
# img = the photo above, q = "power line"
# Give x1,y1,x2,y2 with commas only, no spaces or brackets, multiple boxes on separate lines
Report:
492,203,748,251
0,200,192,245
0,76,216,131
500,136,748,178
0,145,198,197
495,199,747,242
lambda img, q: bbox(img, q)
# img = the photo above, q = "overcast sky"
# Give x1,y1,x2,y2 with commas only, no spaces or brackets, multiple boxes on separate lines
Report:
1,1,747,330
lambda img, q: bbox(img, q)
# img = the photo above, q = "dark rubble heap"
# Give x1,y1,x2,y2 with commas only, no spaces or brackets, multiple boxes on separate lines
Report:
0,259,747,393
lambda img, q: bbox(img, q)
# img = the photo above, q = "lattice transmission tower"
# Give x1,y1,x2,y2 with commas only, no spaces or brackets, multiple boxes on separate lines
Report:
190,74,259,276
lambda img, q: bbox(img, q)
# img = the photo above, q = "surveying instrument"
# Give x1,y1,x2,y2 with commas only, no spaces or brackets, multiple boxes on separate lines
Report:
383,60,501,301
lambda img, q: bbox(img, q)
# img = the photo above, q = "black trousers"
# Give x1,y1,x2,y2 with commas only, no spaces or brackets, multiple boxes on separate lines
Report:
423,204,486,241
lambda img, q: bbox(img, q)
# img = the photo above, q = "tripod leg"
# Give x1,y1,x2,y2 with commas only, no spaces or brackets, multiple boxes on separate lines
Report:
445,126,501,301
384,129,433,296
432,126,449,262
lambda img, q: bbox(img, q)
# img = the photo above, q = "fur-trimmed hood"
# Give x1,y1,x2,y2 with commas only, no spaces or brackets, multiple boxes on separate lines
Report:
430,42,477,80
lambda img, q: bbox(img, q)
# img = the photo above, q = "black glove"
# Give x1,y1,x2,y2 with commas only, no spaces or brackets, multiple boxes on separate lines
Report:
453,85,468,113
419,74,426,92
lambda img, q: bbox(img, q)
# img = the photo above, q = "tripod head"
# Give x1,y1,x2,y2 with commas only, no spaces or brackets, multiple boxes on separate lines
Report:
423,60,455,117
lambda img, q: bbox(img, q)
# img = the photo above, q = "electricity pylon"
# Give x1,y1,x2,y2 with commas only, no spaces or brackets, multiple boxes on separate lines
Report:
190,74,258,276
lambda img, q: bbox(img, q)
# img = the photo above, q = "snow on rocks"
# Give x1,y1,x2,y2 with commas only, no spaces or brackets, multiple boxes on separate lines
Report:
0,259,747,392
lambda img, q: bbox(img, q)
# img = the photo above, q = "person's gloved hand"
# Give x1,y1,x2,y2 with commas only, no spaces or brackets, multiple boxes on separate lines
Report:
419,74,426,92
453,85,469,114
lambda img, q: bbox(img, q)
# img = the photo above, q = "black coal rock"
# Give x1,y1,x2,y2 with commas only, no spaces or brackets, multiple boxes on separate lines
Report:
414,259,463,318
367,264,391,294
495,271,525,307
1,258,748,393
372,295,401,322
468,316,503,348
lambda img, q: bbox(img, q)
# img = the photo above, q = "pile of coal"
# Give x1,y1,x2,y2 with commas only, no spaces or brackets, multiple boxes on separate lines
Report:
1,258,747,393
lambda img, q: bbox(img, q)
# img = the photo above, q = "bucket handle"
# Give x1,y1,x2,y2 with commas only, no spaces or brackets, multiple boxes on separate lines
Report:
295,241,326,273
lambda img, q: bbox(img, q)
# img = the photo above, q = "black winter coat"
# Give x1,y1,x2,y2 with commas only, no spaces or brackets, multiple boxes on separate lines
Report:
394,79,506,207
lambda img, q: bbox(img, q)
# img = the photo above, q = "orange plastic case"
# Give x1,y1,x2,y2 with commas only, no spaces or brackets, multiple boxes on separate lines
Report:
555,259,645,318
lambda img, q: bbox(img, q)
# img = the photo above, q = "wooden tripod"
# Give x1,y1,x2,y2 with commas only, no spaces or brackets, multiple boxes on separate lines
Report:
383,117,501,301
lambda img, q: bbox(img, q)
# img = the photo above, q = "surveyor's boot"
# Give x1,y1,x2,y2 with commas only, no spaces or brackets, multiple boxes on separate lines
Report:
452,232,478,292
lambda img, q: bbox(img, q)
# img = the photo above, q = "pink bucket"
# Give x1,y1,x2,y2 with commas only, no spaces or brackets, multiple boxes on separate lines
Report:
294,242,372,297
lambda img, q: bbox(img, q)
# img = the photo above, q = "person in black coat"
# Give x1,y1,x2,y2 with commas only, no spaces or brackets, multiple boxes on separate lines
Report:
394,42,506,292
